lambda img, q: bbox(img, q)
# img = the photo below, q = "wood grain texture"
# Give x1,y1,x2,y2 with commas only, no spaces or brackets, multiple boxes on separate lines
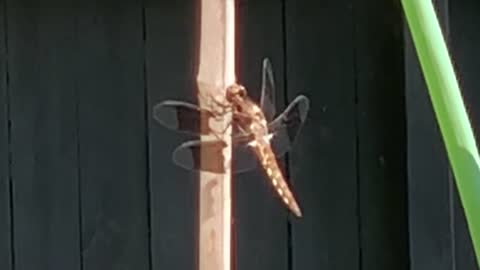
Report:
75,2,150,269
450,0,480,268
196,0,235,269
6,1,81,269
145,1,199,270
284,0,360,269
353,0,409,269
235,1,288,269
405,0,456,269
0,1,12,269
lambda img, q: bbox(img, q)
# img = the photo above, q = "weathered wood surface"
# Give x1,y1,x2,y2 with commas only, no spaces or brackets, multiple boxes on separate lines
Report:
145,1,198,270
285,0,360,269
75,1,150,269
0,1,12,269
6,2,81,269
195,0,235,269
353,0,409,269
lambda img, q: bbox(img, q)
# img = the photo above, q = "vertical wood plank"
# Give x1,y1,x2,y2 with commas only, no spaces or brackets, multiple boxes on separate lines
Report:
0,1,12,268
284,1,360,269
76,2,150,269
196,0,235,269
145,1,198,269
404,0,456,269
449,0,480,268
353,0,409,269
235,1,288,269
453,192,479,270
6,2,81,269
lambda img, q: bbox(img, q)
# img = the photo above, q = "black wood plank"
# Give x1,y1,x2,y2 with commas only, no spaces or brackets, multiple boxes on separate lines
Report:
75,2,150,270
450,0,480,268
404,0,457,269
0,1,12,269
145,1,198,269
6,2,81,270
235,1,288,270
453,190,479,270
284,1,360,269
353,0,409,269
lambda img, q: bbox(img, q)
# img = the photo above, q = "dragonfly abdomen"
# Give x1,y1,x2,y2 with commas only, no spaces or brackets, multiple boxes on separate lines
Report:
254,141,302,217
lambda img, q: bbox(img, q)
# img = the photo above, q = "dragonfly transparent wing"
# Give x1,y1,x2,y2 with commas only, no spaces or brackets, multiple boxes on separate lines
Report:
154,59,278,135
170,95,310,173
260,58,276,122
172,138,258,174
153,100,215,135
268,95,310,157
153,100,245,136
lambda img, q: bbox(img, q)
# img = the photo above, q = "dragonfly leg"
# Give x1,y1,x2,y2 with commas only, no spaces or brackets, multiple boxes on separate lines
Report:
207,121,233,141
209,126,232,142
218,120,233,135
198,91,233,117
197,89,214,105
211,98,233,117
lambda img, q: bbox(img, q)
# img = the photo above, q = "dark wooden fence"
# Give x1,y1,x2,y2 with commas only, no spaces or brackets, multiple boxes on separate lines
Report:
0,0,478,269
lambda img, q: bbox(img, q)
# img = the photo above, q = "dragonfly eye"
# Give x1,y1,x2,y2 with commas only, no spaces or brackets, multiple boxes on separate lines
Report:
237,87,247,97
226,84,247,102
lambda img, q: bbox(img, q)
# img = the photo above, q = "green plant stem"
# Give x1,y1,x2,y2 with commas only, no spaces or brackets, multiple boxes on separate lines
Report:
401,0,480,265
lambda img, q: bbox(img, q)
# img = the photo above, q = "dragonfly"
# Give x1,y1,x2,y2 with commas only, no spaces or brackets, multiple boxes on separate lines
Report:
153,58,310,217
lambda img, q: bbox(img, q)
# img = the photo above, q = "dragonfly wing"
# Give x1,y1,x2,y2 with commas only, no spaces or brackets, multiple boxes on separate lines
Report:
260,58,276,122
153,100,246,137
268,95,310,157
153,100,215,135
172,139,258,174
233,142,260,173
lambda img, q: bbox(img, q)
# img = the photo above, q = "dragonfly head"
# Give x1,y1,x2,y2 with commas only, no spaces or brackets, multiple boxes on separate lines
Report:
226,84,247,102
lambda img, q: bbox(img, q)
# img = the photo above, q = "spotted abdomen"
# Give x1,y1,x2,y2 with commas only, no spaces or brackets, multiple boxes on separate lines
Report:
254,141,302,217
